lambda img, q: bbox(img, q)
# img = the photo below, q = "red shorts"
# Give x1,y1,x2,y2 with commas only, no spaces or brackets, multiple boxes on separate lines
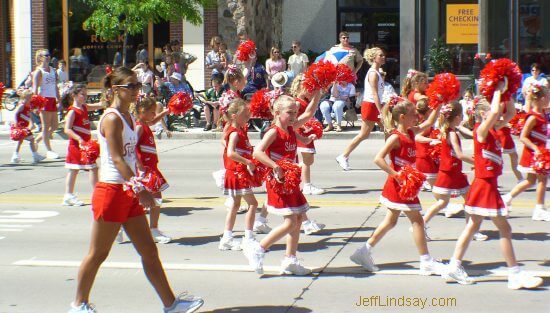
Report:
92,182,145,223
43,97,58,112
360,101,380,122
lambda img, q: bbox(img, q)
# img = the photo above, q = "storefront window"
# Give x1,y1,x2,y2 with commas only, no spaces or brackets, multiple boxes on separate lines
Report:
518,0,549,74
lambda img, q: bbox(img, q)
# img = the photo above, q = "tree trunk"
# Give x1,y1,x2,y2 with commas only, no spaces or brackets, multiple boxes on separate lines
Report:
122,29,128,67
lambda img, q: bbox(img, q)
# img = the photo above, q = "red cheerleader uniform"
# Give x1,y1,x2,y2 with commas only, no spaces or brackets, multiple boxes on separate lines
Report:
265,126,309,215
415,127,439,180
432,129,469,197
295,98,316,154
223,126,254,196
136,121,169,192
464,124,506,217
380,129,422,211
15,104,32,128
496,126,516,154
518,112,547,174
407,91,418,105
65,105,97,170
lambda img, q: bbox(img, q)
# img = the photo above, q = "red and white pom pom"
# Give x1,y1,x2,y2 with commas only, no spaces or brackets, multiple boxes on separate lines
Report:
427,129,441,161
235,40,256,62
0,82,5,102
167,92,193,115
123,176,145,197
297,119,323,139
508,111,527,136
79,140,100,164
533,148,550,175
249,89,274,120
396,165,427,200
478,58,522,102
141,169,164,193
267,159,302,195
425,73,461,109
219,89,240,115
302,60,338,93
235,159,269,188
30,95,48,111
335,64,357,84
10,126,31,141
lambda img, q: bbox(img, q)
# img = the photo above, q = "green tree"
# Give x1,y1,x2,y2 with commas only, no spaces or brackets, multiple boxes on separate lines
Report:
80,0,213,66
424,37,452,75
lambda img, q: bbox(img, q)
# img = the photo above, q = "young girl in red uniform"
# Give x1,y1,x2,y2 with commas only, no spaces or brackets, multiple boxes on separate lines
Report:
133,96,173,243
63,84,105,206
350,97,443,275
414,98,439,190
219,98,259,250
10,89,44,164
246,91,322,275
69,67,203,313
443,82,543,289
401,70,428,104
502,83,549,221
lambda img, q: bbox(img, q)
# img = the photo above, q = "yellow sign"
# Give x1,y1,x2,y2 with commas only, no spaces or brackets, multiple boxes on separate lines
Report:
446,4,479,44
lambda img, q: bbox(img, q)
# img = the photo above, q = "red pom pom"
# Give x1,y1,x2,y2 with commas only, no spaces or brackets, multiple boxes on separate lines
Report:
533,148,550,175
335,64,357,84
167,92,193,115
235,40,256,62
396,165,427,200
30,95,48,111
267,159,302,195
302,60,338,93
79,140,100,164
250,89,275,119
479,58,522,102
235,159,269,188
105,66,112,75
508,112,527,136
297,119,323,139
427,129,441,161
141,168,164,193
10,126,31,141
425,73,461,109
0,82,5,103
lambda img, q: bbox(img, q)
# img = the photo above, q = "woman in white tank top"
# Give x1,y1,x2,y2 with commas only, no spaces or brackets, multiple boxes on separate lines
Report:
32,49,61,159
69,67,203,313
336,47,386,171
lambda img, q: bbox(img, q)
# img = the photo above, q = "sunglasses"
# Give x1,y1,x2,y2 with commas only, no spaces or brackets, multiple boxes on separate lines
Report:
341,36,349,39
274,51,280,54
42,54,50,57
292,46,299,48
114,82,142,91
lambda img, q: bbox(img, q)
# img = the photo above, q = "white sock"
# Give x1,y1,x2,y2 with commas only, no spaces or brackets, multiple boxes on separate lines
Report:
420,254,431,262
365,243,373,251
304,183,312,187
449,258,461,269
223,230,233,238
244,230,254,239
64,193,74,198
535,204,544,210
12,152,19,157
32,151,39,157
302,219,310,225
508,265,521,275
256,216,267,223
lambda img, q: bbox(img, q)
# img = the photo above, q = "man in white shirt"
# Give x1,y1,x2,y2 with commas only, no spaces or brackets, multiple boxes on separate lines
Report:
287,40,309,78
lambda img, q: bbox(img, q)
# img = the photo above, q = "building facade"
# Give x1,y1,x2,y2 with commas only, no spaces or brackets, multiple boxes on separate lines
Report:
1,0,548,91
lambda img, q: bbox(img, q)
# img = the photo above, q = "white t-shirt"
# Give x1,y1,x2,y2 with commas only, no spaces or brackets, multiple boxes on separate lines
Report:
57,69,68,83
522,75,548,94
288,53,309,76
330,83,356,101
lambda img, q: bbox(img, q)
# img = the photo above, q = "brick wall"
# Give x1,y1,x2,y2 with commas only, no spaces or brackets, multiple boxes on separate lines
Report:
203,6,218,88
0,1,6,85
31,0,48,64
170,20,183,44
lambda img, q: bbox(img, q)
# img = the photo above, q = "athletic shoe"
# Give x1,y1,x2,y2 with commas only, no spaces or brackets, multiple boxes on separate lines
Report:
68,302,97,313
62,194,85,206
151,228,172,244
280,256,312,275
164,292,204,313
10,153,21,164
502,193,512,207
302,184,325,195
507,271,543,290
350,246,379,272
243,240,265,274
444,203,464,218
253,220,272,234
218,236,242,251
421,181,432,192
46,150,60,159
443,264,474,285
532,208,550,222
115,229,124,243
302,220,325,235
419,258,444,276
237,206,249,214
32,153,46,164
473,232,488,241
336,155,350,171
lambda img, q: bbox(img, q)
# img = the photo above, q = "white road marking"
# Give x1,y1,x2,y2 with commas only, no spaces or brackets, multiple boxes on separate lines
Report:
0,210,58,239
0,219,44,223
0,229,23,232
12,259,550,278
0,210,59,218
0,224,32,228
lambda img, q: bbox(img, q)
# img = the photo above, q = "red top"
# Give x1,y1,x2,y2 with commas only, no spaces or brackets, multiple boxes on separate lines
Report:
473,124,503,178
266,126,297,162
439,129,462,172
389,129,416,171
296,97,308,116
415,126,433,158
136,121,159,169
524,112,547,149
67,105,91,146
15,104,32,128
407,91,417,104
223,126,253,170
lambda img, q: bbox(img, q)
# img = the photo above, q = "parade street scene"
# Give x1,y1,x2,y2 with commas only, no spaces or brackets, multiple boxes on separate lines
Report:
0,1,548,313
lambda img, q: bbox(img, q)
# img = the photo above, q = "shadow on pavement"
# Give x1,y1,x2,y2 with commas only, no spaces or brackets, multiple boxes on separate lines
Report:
324,189,382,195
203,305,313,313
478,230,550,241
171,234,221,246
162,206,213,217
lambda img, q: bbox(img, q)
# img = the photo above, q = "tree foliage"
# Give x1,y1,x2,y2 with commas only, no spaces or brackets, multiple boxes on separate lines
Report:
424,37,452,75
